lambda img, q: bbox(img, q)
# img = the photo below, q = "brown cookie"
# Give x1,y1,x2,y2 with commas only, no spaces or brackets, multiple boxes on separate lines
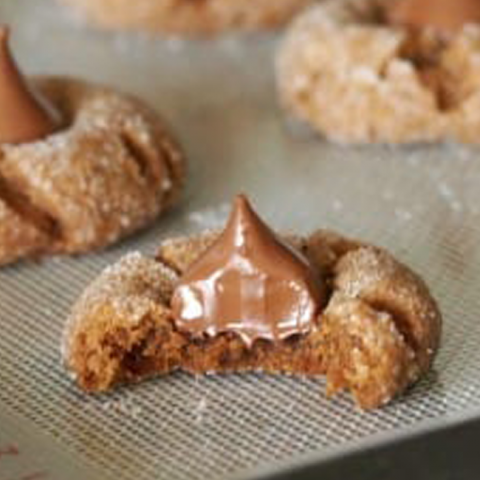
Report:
0,77,185,266
277,0,480,144
59,0,315,36
63,229,441,409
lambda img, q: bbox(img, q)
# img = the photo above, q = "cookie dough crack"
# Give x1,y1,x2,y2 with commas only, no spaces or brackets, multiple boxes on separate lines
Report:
396,34,458,111
157,135,185,208
0,171,61,242
365,298,419,357
120,130,156,184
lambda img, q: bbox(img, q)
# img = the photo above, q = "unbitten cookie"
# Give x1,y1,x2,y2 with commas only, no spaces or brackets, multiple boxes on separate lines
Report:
277,0,480,144
0,77,185,266
60,0,315,36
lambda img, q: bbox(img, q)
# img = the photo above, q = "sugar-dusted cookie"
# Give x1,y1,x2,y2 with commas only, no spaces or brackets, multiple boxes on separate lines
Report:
64,195,441,409
0,27,185,266
277,0,480,144
59,0,315,36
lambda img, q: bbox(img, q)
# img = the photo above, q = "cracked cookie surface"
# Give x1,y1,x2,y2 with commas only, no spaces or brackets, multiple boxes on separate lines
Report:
277,0,480,144
0,76,185,266
63,229,441,409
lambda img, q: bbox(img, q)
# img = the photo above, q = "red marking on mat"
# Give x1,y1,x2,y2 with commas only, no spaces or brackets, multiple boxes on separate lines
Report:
18,471,48,480
0,445,49,480
0,444,19,460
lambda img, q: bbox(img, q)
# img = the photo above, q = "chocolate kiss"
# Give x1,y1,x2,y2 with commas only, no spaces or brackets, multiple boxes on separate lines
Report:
171,195,323,346
387,0,480,34
0,26,60,144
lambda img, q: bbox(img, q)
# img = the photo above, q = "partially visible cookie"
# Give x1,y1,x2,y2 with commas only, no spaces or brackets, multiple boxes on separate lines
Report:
63,197,441,409
0,77,185,265
59,0,315,36
277,0,480,144
0,28,185,266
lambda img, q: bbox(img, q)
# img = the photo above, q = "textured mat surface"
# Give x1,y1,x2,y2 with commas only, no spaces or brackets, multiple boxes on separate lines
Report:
1,1,480,479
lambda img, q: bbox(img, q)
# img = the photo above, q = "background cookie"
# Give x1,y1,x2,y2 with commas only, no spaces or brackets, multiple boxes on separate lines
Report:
59,0,315,35
0,77,185,265
277,0,480,144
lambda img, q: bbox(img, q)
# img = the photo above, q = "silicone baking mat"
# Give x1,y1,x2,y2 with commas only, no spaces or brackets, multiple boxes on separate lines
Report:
1,1,480,479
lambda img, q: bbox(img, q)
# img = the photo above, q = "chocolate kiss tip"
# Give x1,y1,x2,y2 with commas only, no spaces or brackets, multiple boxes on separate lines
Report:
229,194,266,237
233,193,250,210
235,193,246,203
233,194,252,214
0,24,61,144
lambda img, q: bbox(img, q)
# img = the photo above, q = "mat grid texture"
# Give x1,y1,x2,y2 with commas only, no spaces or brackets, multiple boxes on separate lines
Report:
1,0,480,479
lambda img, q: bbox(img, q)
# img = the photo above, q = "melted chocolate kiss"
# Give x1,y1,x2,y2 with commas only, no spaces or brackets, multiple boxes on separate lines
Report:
0,26,60,144
171,195,324,346
387,0,480,34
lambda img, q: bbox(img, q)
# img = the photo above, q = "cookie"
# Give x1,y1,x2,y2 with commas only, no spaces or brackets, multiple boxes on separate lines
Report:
277,0,480,144
0,27,185,266
59,0,314,36
63,196,441,409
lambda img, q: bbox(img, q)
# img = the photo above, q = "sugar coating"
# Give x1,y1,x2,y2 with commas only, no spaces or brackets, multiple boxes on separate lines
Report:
63,229,442,409
0,76,185,266
58,0,315,36
277,0,480,144
62,252,178,363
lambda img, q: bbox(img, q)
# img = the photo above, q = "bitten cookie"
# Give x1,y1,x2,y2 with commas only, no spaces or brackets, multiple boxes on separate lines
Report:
277,0,480,144
0,27,185,266
59,0,315,36
63,195,441,409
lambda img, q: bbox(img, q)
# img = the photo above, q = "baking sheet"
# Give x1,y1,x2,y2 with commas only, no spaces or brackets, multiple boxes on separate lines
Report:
1,1,480,479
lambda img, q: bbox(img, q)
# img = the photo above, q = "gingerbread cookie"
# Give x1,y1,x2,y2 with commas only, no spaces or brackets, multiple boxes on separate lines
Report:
63,195,441,409
0,27,184,266
59,0,314,36
277,0,480,144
